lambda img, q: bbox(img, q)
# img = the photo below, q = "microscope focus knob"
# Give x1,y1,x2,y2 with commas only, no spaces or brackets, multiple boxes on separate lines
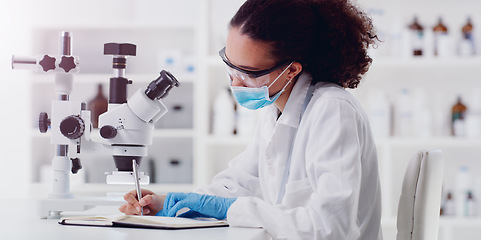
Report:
59,56,77,73
100,125,117,139
39,55,56,72
38,112,50,133
71,158,82,174
60,115,85,139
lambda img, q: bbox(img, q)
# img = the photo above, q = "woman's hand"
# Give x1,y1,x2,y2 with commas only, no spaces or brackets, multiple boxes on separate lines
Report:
119,189,165,216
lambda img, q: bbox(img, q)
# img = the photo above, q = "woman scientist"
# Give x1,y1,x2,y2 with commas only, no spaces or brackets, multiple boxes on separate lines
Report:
120,0,382,239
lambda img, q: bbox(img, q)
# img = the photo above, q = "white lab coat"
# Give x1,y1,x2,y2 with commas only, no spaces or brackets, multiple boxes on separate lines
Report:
196,73,382,240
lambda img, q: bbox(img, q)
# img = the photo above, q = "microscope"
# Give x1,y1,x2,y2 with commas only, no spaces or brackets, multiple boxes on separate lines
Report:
12,31,179,218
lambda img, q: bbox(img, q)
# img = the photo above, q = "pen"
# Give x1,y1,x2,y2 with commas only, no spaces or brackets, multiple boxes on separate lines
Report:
132,159,143,216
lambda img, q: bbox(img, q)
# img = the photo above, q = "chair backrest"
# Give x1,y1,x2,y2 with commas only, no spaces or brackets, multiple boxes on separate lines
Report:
397,149,444,240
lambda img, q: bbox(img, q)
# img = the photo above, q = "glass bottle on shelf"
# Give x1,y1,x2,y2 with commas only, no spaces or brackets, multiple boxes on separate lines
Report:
459,17,476,56
444,192,455,216
408,16,424,56
433,17,449,57
456,166,472,217
87,84,108,128
466,191,476,217
452,96,467,136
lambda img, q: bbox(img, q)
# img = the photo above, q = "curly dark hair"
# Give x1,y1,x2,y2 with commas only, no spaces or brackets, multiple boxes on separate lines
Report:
230,0,378,89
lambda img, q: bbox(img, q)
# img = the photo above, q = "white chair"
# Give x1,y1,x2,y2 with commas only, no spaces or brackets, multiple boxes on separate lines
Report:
397,149,444,240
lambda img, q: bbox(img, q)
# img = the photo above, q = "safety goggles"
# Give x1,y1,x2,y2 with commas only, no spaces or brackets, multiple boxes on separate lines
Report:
219,47,291,88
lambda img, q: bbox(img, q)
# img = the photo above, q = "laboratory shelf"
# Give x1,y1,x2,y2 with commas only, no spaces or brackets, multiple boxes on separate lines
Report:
30,73,196,84
31,128,194,139
372,57,481,68
364,57,481,88
70,183,195,195
153,129,194,138
374,137,481,147
29,183,195,198
205,135,252,146
379,216,481,228
31,22,197,32
439,217,481,227
202,136,481,148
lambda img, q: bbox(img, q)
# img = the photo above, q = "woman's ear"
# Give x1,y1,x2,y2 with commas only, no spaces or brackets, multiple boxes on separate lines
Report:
286,62,303,80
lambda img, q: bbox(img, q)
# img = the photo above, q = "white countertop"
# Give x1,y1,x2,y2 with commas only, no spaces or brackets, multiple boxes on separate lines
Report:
0,198,270,240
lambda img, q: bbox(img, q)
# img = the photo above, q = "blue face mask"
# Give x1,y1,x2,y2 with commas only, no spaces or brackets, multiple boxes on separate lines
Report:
230,62,293,110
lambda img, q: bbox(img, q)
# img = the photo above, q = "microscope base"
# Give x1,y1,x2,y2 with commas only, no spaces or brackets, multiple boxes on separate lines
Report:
38,196,125,219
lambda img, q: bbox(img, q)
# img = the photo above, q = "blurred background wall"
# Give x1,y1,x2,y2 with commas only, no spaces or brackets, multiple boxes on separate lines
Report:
2,0,481,239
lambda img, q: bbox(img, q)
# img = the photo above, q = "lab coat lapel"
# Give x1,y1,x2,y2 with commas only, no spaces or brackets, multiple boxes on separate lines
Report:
265,73,312,155
276,74,311,129
261,74,312,203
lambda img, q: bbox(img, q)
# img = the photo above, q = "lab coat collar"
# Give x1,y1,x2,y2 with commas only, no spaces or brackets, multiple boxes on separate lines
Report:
269,72,313,128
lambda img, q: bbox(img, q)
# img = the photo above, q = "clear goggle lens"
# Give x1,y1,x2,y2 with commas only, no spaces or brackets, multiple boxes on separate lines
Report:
225,65,270,88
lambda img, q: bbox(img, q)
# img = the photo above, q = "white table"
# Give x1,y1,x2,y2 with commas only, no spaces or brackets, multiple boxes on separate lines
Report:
1,199,270,240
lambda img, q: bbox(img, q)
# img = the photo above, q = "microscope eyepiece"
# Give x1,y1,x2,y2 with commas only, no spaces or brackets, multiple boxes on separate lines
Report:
145,70,180,100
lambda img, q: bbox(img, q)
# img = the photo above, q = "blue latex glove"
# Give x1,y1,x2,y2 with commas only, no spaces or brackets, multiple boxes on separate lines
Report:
157,192,236,220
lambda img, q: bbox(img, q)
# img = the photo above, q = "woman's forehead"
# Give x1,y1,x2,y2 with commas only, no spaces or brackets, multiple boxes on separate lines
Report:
225,27,276,70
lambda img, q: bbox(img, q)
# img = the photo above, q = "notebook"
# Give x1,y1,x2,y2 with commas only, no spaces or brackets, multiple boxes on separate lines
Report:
59,215,229,229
